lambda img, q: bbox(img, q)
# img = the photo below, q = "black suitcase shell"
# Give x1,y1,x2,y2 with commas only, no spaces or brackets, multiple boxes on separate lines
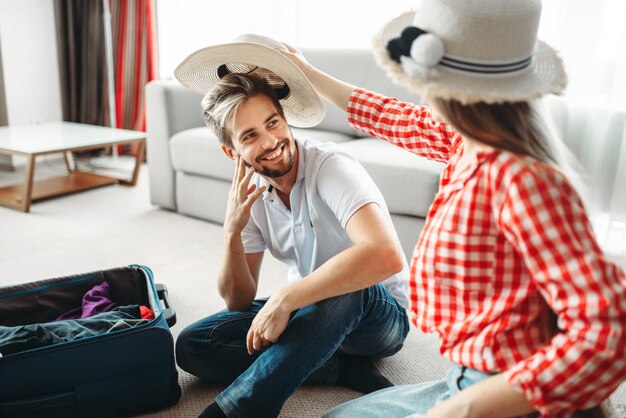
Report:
0,265,181,418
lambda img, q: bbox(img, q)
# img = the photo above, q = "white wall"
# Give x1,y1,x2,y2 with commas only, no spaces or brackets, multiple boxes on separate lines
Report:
156,0,417,80
0,0,62,125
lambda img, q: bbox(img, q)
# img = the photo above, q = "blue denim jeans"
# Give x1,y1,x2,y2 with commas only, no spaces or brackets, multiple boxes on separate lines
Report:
175,283,409,418
323,365,545,418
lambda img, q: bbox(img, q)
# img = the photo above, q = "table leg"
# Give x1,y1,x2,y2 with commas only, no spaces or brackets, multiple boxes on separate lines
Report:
63,151,76,172
20,154,36,212
119,139,145,186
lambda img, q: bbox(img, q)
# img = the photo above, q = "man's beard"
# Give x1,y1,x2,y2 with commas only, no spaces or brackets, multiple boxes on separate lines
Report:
255,139,296,178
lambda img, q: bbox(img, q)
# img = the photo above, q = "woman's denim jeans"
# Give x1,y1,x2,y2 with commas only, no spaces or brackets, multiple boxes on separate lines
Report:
324,365,494,418
324,365,550,418
175,283,409,418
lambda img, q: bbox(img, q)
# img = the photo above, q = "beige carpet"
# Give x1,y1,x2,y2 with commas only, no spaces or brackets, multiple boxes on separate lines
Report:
0,159,624,417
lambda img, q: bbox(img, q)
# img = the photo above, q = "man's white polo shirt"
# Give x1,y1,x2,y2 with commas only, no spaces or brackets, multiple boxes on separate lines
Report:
242,137,409,309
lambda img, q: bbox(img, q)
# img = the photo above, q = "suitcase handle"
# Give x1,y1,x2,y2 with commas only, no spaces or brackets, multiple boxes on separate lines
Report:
155,283,176,327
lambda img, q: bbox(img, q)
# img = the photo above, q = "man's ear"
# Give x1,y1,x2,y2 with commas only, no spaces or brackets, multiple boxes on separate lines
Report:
221,145,236,160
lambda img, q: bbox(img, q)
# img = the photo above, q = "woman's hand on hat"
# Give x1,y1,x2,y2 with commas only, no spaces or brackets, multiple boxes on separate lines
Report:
280,40,357,113
279,42,311,73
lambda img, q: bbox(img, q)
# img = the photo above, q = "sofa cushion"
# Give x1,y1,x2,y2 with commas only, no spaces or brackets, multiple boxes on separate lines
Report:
170,127,235,180
176,171,230,223
338,138,444,218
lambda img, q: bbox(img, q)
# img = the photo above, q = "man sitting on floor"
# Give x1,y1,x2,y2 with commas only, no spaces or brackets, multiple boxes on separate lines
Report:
174,34,410,418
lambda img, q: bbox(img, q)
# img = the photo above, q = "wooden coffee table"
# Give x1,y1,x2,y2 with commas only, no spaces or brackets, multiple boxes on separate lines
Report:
0,122,146,212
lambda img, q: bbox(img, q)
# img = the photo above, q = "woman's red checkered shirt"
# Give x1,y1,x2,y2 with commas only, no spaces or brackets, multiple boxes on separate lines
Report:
348,88,626,417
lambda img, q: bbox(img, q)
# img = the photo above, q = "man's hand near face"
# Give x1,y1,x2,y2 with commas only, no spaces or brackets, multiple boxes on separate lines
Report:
224,155,266,236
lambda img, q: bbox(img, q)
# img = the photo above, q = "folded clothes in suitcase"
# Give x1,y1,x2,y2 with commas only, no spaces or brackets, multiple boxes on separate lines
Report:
0,265,181,418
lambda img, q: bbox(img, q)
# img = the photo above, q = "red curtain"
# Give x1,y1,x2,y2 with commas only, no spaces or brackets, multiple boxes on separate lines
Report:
109,0,158,133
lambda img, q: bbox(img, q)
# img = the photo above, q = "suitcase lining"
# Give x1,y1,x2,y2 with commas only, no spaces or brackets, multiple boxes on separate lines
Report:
0,266,155,327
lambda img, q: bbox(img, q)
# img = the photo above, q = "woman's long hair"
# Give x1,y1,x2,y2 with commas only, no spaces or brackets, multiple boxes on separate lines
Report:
432,98,609,418
432,97,588,200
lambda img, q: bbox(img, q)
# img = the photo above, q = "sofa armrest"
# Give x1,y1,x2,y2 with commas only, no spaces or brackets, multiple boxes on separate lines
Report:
146,79,204,209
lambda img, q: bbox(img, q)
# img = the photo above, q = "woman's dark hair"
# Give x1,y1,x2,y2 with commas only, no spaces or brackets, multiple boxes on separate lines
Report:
432,98,556,164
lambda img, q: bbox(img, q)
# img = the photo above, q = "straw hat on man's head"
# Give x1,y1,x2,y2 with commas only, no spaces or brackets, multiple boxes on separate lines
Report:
373,0,567,104
175,34,325,128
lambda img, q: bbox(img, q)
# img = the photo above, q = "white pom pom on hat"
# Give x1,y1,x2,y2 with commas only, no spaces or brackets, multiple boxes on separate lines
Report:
409,33,444,67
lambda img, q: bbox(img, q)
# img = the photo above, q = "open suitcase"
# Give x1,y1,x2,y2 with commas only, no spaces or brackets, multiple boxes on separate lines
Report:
0,265,181,418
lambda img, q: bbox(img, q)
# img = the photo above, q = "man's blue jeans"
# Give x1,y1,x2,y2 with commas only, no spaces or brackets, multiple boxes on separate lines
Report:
175,283,409,418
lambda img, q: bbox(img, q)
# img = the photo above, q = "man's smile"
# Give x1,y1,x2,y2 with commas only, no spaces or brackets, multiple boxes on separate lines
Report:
260,143,286,162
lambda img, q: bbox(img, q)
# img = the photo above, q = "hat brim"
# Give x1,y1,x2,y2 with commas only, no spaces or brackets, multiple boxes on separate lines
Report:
372,11,567,104
175,43,325,128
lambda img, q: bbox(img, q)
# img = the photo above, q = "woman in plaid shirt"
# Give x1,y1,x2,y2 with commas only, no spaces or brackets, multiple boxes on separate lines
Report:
281,0,626,417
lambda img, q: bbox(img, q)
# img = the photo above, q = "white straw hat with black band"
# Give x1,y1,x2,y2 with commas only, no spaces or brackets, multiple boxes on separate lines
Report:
175,34,325,128
372,0,567,104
